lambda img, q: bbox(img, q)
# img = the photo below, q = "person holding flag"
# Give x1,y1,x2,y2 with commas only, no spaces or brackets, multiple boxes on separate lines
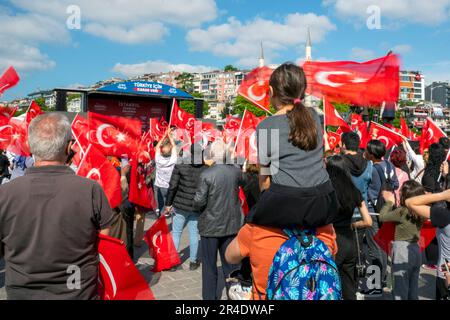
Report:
246,62,339,230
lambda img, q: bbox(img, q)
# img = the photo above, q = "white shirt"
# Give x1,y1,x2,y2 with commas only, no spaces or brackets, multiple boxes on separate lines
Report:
154,151,177,188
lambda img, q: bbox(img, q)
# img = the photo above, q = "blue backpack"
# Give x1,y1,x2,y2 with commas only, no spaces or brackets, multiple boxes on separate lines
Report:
266,229,342,300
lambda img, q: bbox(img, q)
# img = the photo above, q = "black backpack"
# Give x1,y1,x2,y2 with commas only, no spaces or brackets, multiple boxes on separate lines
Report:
372,162,397,212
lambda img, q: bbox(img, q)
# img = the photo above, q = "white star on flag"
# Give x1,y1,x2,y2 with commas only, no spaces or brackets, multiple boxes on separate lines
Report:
116,132,126,142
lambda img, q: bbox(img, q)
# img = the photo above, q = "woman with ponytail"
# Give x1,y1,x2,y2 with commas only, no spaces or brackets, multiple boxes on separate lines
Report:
246,62,339,228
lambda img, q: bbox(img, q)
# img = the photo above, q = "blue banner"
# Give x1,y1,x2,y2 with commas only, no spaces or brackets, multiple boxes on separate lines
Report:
97,81,193,99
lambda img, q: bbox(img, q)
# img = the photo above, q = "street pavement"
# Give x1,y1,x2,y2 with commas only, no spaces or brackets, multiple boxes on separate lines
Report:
0,213,436,300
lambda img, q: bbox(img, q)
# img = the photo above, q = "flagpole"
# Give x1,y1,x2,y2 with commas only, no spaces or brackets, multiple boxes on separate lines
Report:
76,143,92,175
233,108,247,154
323,97,326,134
168,98,176,128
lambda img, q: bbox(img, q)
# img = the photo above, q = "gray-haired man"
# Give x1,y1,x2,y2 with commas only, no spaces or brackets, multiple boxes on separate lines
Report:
0,113,114,300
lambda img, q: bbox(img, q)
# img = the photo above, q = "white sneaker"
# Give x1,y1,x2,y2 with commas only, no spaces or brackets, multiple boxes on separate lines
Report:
228,283,252,300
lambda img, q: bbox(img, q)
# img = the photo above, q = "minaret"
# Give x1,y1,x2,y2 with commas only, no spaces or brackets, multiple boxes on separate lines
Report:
259,41,265,67
305,27,312,61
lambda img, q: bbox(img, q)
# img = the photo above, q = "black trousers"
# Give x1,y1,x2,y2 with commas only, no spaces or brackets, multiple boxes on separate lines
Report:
335,229,357,300
200,235,238,300
123,200,136,259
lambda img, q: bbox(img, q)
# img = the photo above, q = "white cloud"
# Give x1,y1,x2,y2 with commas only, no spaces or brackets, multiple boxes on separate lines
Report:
186,13,336,67
392,44,412,55
350,47,376,60
0,11,69,72
11,0,218,44
324,0,450,26
84,22,169,44
112,60,216,78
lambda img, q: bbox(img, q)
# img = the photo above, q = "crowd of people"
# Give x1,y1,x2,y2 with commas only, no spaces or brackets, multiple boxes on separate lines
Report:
1,63,450,301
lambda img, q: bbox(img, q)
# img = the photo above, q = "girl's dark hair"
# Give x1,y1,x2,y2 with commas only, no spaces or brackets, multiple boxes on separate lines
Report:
424,143,446,181
269,63,317,151
326,155,363,215
400,180,426,223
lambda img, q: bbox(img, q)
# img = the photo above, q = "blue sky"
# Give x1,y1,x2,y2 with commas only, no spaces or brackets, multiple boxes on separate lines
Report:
2,0,450,101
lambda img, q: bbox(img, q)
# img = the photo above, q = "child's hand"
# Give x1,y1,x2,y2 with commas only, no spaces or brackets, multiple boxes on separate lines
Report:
441,161,449,177
382,190,395,204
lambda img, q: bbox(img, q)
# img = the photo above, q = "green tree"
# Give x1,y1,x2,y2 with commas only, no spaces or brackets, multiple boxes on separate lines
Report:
35,97,51,111
175,72,194,93
231,95,275,117
179,92,209,117
224,65,238,72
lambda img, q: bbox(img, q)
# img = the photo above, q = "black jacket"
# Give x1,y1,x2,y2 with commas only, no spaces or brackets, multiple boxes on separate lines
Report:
193,164,245,237
342,152,368,177
165,163,206,212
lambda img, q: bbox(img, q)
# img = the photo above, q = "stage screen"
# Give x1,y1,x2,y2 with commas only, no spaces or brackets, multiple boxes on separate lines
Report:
87,94,169,132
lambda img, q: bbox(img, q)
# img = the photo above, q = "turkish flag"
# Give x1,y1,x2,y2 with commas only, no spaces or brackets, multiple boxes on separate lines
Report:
375,220,436,254
128,156,155,209
89,112,142,140
419,117,446,153
369,122,404,150
0,105,18,119
169,99,196,133
303,54,400,107
0,66,20,94
237,66,273,113
72,114,90,151
25,101,44,124
326,130,341,150
400,117,410,138
136,132,154,165
77,144,122,209
88,112,139,158
356,121,370,149
144,216,181,272
149,117,168,141
7,118,30,156
97,234,155,300
0,115,12,150
324,99,351,131
223,115,241,143
239,187,249,216
235,110,263,162
350,114,363,131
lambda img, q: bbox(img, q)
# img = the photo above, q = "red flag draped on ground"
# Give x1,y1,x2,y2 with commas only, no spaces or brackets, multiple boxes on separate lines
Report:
324,98,351,131
144,216,181,272
97,234,155,300
237,66,273,113
25,101,44,124
369,122,404,150
326,130,341,150
88,112,140,158
375,220,436,254
77,144,122,209
0,66,20,94
303,54,400,106
420,117,446,153
169,99,196,133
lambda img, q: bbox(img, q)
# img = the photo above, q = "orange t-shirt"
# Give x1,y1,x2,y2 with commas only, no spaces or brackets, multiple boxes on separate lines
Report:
237,223,337,300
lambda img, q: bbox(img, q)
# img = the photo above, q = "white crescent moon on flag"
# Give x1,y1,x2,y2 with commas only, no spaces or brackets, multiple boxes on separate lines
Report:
152,231,162,254
99,253,117,298
427,127,434,140
378,136,390,148
86,168,101,181
329,136,336,145
315,71,351,88
178,110,184,122
247,84,266,102
0,125,12,142
96,124,114,148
